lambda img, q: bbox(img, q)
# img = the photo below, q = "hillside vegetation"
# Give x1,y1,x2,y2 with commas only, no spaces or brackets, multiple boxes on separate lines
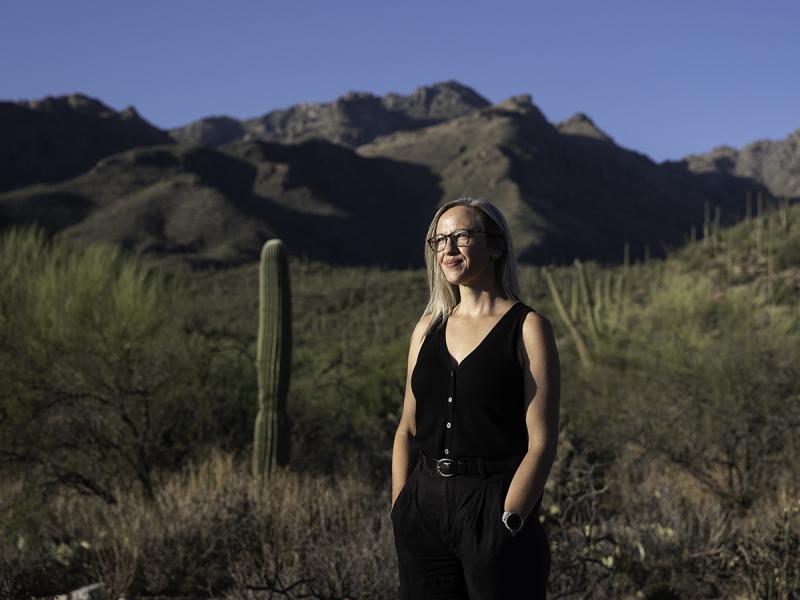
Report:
1,201,798,598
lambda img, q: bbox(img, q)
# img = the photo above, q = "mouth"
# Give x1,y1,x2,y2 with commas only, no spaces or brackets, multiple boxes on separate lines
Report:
444,260,462,268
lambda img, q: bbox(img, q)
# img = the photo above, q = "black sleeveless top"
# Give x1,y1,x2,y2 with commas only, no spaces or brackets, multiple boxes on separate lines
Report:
411,301,535,459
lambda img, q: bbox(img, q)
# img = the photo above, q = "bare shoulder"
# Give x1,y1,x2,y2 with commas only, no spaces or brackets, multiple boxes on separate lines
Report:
522,309,554,336
517,309,557,365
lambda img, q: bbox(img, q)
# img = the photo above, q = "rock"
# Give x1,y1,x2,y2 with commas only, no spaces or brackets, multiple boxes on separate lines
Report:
169,80,491,148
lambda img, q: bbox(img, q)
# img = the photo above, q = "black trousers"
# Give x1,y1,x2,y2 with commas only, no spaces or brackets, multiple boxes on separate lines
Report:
391,454,550,599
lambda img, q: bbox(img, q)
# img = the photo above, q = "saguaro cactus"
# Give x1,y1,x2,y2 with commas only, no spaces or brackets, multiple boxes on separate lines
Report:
543,257,634,370
542,265,592,369
252,239,292,481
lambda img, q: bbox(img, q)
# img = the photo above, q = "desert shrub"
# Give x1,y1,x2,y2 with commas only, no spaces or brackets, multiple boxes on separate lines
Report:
774,229,800,272
728,496,800,600
569,268,800,511
604,443,742,598
288,336,407,477
5,449,398,599
0,225,253,504
543,430,618,598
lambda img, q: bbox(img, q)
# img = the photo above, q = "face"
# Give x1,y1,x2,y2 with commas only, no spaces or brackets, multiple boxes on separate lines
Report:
433,206,499,284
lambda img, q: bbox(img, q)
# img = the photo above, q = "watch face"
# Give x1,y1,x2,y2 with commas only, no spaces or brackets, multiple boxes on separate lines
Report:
507,513,522,529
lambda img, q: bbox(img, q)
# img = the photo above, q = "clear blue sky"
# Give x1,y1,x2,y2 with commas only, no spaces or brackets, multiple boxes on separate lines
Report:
2,1,798,163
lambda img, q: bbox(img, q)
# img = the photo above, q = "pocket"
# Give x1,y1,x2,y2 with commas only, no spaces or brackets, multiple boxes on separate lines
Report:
390,470,415,518
494,475,516,541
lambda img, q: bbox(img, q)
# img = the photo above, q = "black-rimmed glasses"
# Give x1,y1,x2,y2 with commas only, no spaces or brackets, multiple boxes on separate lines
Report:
427,229,501,252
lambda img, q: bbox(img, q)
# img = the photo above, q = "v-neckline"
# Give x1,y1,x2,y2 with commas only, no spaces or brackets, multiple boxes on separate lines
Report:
441,301,521,370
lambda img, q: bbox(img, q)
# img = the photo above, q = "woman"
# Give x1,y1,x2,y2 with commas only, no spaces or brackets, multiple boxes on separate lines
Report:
390,196,560,599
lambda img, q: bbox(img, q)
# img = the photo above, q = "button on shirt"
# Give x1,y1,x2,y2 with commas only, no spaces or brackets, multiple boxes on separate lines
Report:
410,302,534,459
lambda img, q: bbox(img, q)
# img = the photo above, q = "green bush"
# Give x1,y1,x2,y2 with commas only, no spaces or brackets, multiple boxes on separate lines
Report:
0,225,253,504
570,268,800,509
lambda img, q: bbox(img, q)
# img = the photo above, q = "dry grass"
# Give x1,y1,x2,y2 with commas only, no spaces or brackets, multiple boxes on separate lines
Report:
7,448,397,599
605,443,799,598
3,439,798,599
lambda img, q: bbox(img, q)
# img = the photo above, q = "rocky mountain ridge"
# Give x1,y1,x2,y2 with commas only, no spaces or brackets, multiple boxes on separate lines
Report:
169,80,490,148
678,128,800,198
357,93,752,264
1,82,796,270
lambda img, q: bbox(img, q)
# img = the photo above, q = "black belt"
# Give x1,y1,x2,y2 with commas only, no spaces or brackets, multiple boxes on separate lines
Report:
420,451,523,477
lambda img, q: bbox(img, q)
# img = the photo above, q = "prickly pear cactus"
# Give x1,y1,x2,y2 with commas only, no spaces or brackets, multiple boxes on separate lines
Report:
252,239,292,481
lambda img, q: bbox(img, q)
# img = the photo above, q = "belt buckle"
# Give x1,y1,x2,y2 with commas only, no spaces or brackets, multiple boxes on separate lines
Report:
435,458,454,477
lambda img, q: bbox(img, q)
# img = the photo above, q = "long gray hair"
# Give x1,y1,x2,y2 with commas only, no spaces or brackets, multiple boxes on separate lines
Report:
421,196,522,337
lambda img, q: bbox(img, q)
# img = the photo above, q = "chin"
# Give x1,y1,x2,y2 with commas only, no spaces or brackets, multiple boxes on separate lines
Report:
448,273,469,285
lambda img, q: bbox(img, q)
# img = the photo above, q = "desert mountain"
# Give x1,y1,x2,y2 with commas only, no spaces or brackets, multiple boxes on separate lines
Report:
357,94,763,263
0,140,439,269
169,81,490,148
0,94,172,192
0,82,789,269
677,128,800,199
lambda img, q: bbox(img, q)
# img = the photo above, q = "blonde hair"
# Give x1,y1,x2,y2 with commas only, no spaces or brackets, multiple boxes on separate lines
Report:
421,196,522,337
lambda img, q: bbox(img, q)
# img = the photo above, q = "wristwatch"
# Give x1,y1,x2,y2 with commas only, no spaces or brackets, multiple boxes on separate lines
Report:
502,510,524,535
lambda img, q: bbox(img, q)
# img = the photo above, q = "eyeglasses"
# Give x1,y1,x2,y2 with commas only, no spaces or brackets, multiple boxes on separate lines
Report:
427,229,502,252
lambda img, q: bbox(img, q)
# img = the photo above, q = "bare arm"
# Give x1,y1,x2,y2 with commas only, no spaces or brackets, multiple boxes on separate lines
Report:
504,312,561,521
390,315,430,508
